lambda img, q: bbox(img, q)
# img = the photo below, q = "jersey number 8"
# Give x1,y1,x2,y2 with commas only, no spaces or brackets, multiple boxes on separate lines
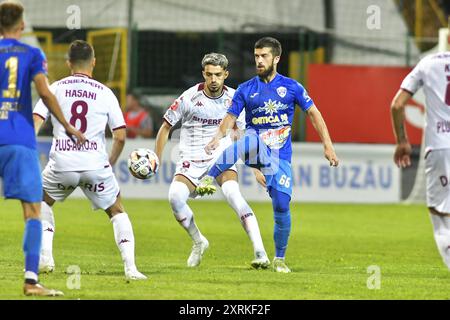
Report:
70,100,88,133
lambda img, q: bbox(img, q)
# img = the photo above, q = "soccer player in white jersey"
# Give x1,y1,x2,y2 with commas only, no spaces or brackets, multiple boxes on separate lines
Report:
391,26,450,270
155,53,269,268
33,40,146,280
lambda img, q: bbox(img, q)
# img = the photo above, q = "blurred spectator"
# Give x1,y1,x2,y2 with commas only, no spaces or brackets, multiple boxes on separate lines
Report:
124,92,154,138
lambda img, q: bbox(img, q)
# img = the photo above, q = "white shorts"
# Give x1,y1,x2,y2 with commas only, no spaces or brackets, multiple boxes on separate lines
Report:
174,158,237,187
425,149,450,214
42,164,120,210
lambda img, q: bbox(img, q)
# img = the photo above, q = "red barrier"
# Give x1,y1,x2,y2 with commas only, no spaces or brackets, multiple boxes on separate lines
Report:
306,64,423,144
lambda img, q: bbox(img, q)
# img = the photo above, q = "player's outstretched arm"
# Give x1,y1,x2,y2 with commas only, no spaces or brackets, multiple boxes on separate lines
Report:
33,73,86,145
155,121,171,162
390,89,413,168
205,113,237,155
33,114,45,135
306,105,339,167
109,127,126,166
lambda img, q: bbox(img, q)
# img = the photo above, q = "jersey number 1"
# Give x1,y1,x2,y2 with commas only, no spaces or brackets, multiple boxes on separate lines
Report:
70,100,88,133
2,57,21,99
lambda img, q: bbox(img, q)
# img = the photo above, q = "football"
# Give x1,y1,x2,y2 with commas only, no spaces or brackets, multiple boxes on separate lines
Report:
127,148,159,180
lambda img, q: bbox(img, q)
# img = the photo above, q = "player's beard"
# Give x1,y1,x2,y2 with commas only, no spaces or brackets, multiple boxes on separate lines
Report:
208,84,219,93
206,83,222,96
256,62,275,80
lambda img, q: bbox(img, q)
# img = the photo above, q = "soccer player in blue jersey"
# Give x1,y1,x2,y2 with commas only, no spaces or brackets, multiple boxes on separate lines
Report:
200,37,339,273
0,2,85,295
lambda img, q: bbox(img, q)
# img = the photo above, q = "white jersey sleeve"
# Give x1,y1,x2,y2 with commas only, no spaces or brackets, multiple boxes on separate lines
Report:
401,57,426,94
106,91,126,131
33,82,57,120
163,95,185,126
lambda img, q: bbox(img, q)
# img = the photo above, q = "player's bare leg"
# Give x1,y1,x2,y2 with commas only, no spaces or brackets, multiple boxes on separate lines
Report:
169,175,209,267
39,192,56,273
106,196,147,280
22,202,63,296
216,170,269,269
429,207,450,270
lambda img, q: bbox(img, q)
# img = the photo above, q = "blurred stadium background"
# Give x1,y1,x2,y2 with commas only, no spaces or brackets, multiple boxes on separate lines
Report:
3,0,450,300
18,0,450,204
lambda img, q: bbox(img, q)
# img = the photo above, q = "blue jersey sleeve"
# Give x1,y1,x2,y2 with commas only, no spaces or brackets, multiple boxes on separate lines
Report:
294,81,314,112
29,48,47,79
227,85,246,117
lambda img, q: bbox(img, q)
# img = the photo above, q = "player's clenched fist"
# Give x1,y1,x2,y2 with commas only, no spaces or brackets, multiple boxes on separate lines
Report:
393,142,411,168
325,147,339,167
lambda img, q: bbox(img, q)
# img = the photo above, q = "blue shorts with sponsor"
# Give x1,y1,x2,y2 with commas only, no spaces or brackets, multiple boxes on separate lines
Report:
265,158,292,197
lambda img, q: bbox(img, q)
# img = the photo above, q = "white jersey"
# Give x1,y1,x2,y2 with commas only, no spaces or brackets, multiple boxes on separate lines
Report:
163,83,245,161
401,52,450,151
33,74,126,171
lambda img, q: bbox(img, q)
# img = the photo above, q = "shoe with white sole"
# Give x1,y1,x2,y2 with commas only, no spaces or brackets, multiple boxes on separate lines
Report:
125,267,148,280
187,236,209,267
273,257,291,273
24,283,64,297
251,251,270,269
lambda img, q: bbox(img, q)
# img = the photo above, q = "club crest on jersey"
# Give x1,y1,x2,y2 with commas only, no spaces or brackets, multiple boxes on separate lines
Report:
182,161,190,169
277,86,287,98
170,100,179,111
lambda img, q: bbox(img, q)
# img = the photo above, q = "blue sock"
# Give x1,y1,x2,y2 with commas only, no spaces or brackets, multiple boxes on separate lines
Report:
270,189,291,258
23,219,42,281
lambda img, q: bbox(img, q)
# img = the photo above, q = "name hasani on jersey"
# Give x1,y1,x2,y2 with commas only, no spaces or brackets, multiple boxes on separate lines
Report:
33,74,126,171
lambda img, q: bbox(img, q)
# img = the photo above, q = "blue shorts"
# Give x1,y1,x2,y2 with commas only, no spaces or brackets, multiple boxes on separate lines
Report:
234,131,292,197
0,145,43,203
213,130,293,197
265,158,292,197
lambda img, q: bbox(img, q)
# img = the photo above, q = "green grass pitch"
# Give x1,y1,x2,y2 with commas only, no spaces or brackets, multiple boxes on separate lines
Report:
0,199,449,300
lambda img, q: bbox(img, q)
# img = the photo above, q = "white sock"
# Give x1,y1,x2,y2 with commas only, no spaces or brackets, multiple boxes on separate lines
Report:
24,271,38,282
169,181,203,244
430,213,450,269
40,201,55,259
111,212,136,270
221,180,266,255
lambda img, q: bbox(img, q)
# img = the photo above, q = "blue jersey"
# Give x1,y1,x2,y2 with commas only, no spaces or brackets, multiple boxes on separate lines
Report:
0,38,47,149
227,73,313,161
